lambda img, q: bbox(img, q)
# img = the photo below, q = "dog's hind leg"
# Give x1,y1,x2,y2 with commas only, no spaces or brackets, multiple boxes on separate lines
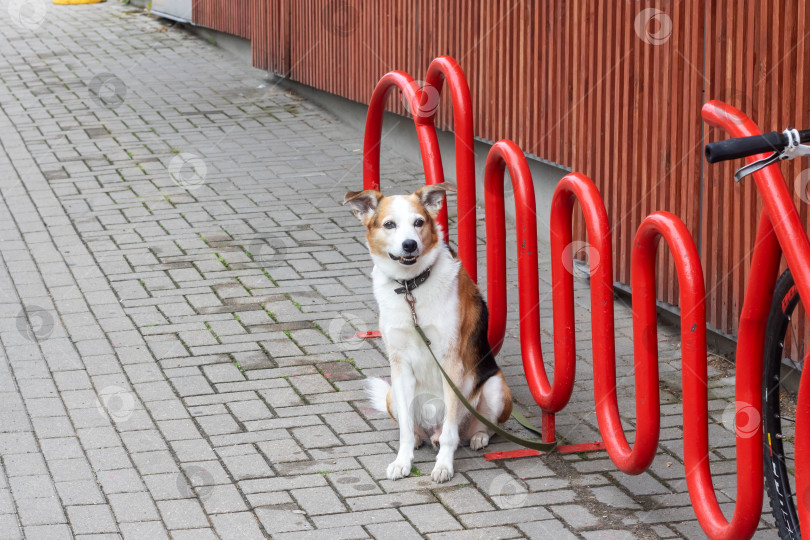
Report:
413,425,428,449
464,372,512,450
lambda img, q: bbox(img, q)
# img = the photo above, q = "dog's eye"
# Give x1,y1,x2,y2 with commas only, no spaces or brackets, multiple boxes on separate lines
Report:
383,221,396,230
414,218,425,227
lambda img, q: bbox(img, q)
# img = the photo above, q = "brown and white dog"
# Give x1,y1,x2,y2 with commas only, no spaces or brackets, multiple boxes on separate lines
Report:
344,184,512,483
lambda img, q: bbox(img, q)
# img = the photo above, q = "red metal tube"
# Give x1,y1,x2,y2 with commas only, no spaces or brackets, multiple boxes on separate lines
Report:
425,56,477,282
632,212,767,540
484,149,611,420
484,140,540,360
362,58,478,282
548,173,615,415
797,358,810,536
626,213,707,471
363,71,447,239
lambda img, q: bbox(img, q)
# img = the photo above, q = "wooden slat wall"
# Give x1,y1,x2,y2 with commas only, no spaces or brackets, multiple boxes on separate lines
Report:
703,1,810,335
192,0,251,40
242,1,810,338
250,0,289,73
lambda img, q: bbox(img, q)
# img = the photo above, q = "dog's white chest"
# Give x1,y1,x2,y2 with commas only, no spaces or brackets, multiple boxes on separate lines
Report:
372,252,460,373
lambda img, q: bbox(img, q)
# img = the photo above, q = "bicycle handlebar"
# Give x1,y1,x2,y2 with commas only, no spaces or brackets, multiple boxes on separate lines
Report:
705,129,810,163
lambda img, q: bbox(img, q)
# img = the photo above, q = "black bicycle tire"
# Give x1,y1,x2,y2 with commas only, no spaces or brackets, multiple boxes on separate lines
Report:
763,268,802,539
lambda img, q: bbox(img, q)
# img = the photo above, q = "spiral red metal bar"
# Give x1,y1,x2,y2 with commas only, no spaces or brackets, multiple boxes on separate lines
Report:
483,140,539,359
702,99,810,538
362,57,478,281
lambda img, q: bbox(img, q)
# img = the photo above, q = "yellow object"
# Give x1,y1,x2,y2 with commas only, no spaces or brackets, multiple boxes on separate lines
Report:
53,0,106,4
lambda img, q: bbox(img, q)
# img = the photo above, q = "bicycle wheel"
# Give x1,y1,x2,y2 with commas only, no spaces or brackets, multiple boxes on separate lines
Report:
764,268,805,539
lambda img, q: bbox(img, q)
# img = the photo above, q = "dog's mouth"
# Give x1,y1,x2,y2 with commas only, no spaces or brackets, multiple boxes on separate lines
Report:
389,253,419,266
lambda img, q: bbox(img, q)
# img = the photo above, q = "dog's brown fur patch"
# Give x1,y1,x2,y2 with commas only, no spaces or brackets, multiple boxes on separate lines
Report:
496,372,513,423
456,269,484,374
365,196,396,256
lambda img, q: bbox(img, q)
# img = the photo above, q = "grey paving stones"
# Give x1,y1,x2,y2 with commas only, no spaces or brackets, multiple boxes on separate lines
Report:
156,499,209,530
291,486,348,515
65,504,117,535
399,503,463,533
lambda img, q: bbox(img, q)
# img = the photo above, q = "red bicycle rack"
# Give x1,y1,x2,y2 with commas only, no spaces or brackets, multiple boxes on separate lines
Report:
359,56,809,539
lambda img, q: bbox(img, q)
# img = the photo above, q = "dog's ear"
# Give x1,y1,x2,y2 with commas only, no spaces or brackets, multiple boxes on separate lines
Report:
414,183,454,216
344,190,383,225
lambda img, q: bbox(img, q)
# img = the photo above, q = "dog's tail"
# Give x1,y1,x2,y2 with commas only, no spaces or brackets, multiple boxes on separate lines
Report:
365,377,391,416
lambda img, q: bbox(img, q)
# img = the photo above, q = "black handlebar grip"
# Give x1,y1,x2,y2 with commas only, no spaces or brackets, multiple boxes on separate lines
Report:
704,131,786,163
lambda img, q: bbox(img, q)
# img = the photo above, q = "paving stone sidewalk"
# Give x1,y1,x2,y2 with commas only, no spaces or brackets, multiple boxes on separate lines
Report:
0,3,782,539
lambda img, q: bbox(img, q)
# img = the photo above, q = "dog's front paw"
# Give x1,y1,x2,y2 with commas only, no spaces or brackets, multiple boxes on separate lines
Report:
386,459,412,480
431,461,454,483
469,431,490,450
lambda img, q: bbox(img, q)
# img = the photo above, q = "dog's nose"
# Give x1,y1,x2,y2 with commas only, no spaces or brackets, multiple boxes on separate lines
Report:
402,239,418,253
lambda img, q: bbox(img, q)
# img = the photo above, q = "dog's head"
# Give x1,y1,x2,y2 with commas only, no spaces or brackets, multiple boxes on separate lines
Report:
344,184,452,279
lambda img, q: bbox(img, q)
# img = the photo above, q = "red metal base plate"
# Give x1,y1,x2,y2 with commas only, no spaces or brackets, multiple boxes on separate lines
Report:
484,441,606,460
484,448,543,461
556,441,606,453
357,331,382,338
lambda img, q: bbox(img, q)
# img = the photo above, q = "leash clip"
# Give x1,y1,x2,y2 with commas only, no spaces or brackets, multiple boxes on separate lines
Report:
402,281,420,327
401,281,432,345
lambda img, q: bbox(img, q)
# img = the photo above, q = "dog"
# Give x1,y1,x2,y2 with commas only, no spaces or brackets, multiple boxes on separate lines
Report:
344,183,513,483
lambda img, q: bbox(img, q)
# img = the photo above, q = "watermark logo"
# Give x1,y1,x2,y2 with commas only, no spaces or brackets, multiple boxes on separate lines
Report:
322,0,359,37
795,169,810,204
95,386,136,423
721,400,760,438
177,465,214,500
169,153,207,190
634,8,672,45
562,240,600,279
327,312,368,351
410,393,445,429
16,305,53,342
244,237,296,267
8,0,47,31
88,73,127,109
488,473,528,509
402,80,441,120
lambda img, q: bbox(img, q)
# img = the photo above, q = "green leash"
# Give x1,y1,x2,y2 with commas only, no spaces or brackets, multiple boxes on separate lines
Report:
403,294,556,452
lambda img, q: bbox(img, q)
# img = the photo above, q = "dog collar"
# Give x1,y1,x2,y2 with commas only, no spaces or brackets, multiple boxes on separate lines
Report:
394,267,431,295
